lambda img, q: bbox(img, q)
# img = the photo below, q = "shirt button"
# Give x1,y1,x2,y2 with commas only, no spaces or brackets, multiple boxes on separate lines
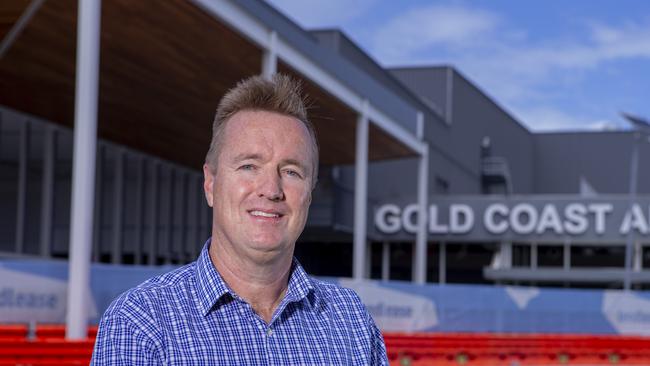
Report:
266,328,273,337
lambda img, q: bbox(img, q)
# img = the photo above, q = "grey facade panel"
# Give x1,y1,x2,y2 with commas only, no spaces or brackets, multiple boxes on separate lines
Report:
449,71,534,194
390,67,449,119
533,132,650,194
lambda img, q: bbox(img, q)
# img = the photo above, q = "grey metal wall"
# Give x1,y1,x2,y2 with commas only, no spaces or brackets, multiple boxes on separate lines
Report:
533,132,650,194
0,107,210,263
391,67,535,194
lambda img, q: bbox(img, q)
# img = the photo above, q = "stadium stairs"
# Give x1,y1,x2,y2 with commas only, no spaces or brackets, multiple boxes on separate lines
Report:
2,324,650,365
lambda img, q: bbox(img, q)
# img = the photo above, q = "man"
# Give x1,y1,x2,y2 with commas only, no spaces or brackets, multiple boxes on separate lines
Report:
91,74,388,365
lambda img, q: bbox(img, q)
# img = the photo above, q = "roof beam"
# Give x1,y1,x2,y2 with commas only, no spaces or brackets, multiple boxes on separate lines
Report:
189,0,426,155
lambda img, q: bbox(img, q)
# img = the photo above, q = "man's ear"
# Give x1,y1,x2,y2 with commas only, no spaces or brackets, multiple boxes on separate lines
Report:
203,164,215,207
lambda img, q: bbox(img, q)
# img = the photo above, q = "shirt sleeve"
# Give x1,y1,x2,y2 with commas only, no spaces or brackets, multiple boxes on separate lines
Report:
368,309,389,365
90,298,163,365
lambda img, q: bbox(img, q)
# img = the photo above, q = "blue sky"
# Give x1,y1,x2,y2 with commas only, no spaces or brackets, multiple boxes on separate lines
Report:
267,0,650,132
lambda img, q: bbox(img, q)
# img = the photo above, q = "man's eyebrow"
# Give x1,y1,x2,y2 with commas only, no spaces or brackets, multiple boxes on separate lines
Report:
282,158,309,172
231,153,263,162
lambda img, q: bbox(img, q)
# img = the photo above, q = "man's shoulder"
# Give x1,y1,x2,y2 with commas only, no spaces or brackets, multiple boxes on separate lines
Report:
309,277,366,308
104,262,197,319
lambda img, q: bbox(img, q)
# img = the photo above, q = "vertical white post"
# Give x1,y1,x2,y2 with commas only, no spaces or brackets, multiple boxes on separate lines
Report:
438,242,446,284
633,242,642,272
414,143,429,284
261,31,277,80
40,126,56,257
381,241,390,281
353,100,369,280
66,0,102,340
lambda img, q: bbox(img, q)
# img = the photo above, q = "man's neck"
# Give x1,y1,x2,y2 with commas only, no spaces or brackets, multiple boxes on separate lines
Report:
209,241,292,324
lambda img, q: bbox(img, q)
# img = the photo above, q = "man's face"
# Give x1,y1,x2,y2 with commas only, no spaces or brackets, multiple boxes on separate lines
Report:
203,110,314,264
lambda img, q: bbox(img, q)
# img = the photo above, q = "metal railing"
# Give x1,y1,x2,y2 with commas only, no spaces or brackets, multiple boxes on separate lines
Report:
0,105,210,265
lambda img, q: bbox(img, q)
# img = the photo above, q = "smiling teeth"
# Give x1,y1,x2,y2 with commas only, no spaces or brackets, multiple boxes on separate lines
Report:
250,210,279,218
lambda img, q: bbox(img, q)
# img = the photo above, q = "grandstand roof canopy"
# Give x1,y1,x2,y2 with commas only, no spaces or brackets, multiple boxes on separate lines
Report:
0,0,418,168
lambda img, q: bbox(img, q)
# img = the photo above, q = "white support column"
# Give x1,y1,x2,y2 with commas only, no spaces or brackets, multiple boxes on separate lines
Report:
381,241,390,281
15,121,29,254
66,0,102,340
353,100,369,280
439,242,446,285
261,31,277,80
634,242,642,272
413,143,429,284
39,126,56,258
111,149,124,264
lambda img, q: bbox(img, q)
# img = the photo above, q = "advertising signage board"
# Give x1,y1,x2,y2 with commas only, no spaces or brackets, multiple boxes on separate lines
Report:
372,196,650,243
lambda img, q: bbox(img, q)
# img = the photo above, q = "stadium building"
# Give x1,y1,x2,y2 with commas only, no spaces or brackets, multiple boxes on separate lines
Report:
2,0,650,344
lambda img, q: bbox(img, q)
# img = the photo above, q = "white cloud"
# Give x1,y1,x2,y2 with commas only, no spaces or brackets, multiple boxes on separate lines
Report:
268,0,650,131
513,106,623,132
372,4,500,63
266,0,377,28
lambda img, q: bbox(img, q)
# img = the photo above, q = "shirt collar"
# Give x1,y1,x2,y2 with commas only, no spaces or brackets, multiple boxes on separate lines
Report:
284,259,315,304
194,238,316,317
195,238,230,317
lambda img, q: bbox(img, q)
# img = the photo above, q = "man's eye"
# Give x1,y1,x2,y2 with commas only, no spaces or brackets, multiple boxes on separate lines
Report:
284,169,302,179
239,164,255,171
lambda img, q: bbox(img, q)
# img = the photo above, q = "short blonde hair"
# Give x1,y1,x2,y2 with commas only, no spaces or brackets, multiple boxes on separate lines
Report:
205,74,319,187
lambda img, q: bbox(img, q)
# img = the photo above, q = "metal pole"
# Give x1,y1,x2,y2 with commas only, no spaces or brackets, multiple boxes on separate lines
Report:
624,133,639,290
414,145,429,284
66,0,102,340
261,31,277,80
353,100,369,280
439,242,446,285
0,0,45,58
381,241,390,281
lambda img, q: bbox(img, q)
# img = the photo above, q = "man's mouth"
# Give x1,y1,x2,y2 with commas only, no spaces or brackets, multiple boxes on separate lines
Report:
249,210,282,218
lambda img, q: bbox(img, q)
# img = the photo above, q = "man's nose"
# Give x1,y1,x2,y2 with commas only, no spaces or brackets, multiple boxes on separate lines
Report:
257,169,284,201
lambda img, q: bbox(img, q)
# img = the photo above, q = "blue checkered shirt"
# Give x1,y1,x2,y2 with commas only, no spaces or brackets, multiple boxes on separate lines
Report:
91,239,388,365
